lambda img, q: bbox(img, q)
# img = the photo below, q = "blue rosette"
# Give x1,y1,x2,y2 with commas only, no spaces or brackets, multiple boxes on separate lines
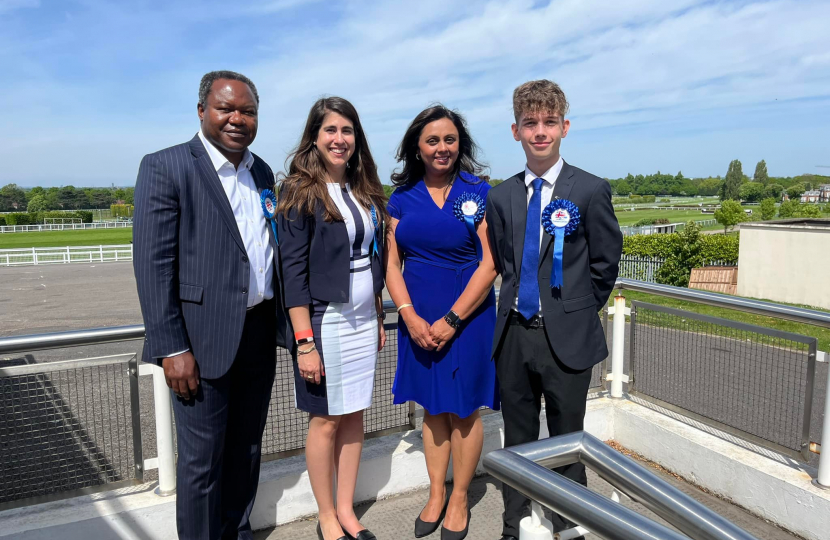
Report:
541,199,581,289
453,192,486,261
369,204,380,258
260,189,278,245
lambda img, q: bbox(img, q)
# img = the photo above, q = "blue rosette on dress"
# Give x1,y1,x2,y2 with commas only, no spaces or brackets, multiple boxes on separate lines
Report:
541,199,580,289
370,204,380,258
260,189,278,245
453,192,486,261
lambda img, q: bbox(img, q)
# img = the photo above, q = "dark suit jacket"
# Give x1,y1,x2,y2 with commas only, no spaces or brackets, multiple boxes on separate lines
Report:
133,134,290,379
485,161,622,370
277,195,384,341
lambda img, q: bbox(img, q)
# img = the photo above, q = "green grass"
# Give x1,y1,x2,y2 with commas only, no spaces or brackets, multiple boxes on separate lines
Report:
0,228,133,249
615,208,716,226
611,290,830,351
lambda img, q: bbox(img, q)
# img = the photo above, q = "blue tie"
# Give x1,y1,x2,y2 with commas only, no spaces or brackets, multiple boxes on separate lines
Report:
517,178,543,319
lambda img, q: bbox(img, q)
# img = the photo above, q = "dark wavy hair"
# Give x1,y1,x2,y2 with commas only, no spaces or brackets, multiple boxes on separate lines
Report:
277,97,388,224
390,104,487,187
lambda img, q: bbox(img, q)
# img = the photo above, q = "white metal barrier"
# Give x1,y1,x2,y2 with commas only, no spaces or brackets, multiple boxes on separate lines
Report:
0,245,133,266
0,222,132,233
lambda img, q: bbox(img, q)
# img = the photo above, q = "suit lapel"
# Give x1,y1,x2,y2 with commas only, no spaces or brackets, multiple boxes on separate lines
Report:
509,174,527,275
540,161,576,266
251,159,278,253
189,135,246,253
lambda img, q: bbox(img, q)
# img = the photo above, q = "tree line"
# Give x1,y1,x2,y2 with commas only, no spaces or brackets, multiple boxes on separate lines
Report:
606,160,828,201
0,184,135,212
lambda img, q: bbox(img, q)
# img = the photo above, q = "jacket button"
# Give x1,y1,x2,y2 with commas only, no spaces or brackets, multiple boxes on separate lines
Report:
242,288,248,294
242,256,248,263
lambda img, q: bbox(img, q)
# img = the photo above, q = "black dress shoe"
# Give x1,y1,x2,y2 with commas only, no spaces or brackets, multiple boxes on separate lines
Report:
345,529,377,540
414,496,448,537
441,510,471,540
316,521,348,540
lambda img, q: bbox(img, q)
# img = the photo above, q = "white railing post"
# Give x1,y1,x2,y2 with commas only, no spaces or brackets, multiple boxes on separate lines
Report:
609,294,628,399
814,364,830,490
66,246,70,264
32,247,37,265
99,245,103,262
151,363,177,496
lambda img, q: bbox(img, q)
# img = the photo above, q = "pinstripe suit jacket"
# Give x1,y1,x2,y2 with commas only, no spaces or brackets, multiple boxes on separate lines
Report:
133,134,289,379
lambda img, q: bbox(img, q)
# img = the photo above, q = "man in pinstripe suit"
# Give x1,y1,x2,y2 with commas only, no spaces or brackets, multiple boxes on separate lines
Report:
133,70,289,540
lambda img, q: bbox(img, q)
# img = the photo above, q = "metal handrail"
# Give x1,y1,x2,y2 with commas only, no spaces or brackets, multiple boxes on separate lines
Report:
3,280,829,354
483,431,760,540
616,278,830,329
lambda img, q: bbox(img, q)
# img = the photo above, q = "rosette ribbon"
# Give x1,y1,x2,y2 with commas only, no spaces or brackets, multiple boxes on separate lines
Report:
541,199,581,289
370,204,380,258
260,189,278,245
452,192,486,261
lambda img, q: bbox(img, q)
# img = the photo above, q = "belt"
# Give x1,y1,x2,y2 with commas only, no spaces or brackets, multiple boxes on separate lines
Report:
406,257,479,374
510,310,545,328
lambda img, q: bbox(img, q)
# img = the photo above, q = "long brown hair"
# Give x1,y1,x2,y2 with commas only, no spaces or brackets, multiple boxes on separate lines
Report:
277,97,388,224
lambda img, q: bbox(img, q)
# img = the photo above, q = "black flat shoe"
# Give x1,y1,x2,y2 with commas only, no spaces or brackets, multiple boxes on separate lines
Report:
415,495,448,537
345,529,377,540
440,509,470,540
317,521,348,540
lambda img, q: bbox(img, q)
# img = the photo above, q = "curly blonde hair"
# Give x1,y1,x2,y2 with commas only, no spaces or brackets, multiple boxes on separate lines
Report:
512,80,569,122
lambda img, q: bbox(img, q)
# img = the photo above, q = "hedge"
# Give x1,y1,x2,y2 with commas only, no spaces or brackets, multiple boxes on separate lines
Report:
5,213,32,225
623,226,739,264
4,211,93,226
0,215,6,226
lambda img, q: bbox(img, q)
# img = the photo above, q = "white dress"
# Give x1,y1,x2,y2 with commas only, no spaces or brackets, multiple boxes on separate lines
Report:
294,183,379,415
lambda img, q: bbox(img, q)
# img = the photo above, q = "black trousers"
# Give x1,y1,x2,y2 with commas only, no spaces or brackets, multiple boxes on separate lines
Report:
496,314,593,538
172,300,277,540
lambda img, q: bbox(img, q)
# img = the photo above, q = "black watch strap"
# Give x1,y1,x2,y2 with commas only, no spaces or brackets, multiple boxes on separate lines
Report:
444,310,462,329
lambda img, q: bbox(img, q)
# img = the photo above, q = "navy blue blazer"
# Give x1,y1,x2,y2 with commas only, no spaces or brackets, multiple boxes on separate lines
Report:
277,195,384,310
133,134,290,378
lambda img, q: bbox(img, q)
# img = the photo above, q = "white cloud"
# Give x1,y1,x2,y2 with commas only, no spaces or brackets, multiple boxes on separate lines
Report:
1,0,829,185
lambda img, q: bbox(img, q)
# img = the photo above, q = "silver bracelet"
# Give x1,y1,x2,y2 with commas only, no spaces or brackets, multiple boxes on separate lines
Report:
297,344,317,355
396,303,414,313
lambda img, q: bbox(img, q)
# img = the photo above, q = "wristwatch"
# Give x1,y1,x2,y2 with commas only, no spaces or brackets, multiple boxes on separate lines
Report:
377,310,387,321
443,310,462,329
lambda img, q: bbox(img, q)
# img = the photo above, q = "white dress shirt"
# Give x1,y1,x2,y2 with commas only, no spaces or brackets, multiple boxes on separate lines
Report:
512,156,564,314
198,130,274,308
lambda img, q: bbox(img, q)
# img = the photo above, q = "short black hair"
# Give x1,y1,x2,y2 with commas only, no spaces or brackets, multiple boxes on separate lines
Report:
198,70,259,108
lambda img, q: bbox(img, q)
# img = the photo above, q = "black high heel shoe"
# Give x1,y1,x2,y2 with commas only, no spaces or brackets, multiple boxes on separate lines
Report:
440,509,471,540
414,494,448,538
344,529,377,540
316,521,348,540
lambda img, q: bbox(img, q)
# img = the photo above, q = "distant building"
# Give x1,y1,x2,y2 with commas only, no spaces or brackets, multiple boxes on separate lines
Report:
800,190,821,203
819,184,830,202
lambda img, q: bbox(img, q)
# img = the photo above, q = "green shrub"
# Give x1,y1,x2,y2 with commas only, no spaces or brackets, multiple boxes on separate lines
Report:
5,213,32,225
660,198,671,203
654,218,670,225
633,218,655,226
655,222,706,287
0,216,5,226
623,222,739,264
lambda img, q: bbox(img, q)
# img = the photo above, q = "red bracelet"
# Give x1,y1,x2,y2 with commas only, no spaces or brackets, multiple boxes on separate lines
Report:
294,329,313,341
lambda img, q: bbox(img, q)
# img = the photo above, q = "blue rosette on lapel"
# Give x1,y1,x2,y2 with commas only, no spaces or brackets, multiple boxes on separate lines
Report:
370,204,380,258
260,189,278,245
541,199,580,289
452,192,486,261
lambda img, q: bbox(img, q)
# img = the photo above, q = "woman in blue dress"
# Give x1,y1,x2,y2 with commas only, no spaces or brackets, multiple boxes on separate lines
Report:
385,105,499,540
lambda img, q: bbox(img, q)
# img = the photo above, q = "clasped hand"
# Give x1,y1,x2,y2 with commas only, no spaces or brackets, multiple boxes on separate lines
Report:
403,311,456,352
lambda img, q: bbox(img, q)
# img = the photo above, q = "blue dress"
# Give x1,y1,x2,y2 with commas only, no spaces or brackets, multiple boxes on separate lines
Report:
388,175,499,417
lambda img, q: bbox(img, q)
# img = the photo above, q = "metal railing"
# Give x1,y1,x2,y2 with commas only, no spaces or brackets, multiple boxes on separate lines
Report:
0,354,142,509
0,245,133,266
1,279,827,509
483,431,760,540
0,222,132,233
630,301,817,461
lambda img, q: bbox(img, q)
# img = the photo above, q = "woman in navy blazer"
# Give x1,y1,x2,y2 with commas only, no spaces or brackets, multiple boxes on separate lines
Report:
277,97,387,540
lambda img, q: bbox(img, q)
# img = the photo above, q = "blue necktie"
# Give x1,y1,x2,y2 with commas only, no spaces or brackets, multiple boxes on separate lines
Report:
517,178,543,319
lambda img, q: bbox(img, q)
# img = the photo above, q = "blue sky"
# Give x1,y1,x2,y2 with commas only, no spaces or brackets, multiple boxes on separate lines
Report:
1,0,829,187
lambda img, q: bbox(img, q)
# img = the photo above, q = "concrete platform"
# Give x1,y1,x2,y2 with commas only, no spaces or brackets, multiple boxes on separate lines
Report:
254,469,802,540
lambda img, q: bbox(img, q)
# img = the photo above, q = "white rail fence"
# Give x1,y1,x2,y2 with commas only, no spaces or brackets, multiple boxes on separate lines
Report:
0,222,132,233
0,245,133,266
619,219,718,237
618,255,732,282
